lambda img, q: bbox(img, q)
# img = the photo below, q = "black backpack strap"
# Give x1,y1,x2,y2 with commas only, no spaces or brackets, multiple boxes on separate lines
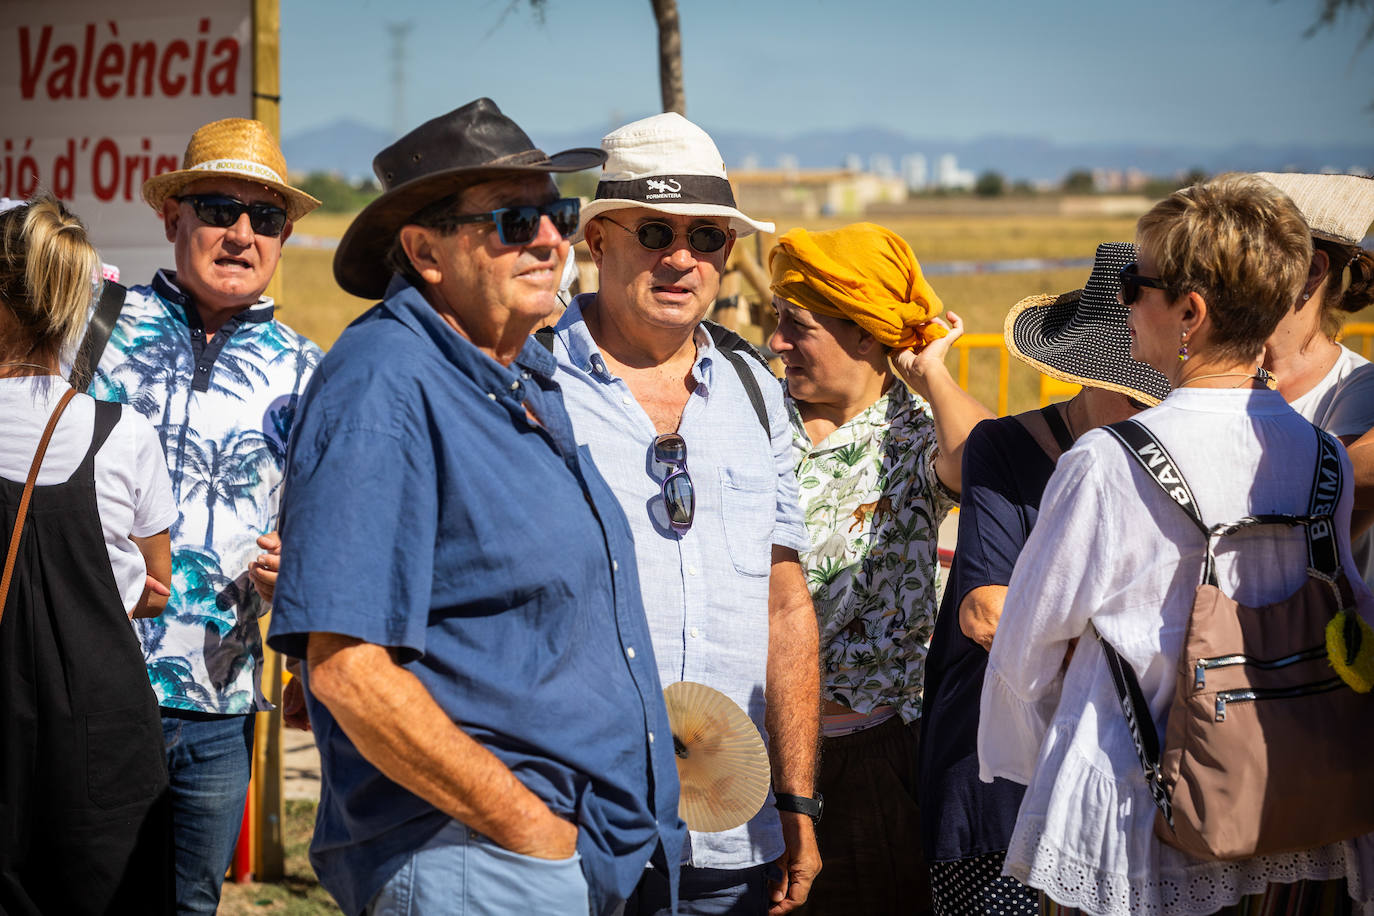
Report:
534,325,556,354
1097,628,1173,827
1306,428,1344,581
704,320,770,436
68,280,126,391
1040,404,1075,453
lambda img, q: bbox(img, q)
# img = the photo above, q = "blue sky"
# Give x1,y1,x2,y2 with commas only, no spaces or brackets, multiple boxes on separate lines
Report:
281,0,1374,149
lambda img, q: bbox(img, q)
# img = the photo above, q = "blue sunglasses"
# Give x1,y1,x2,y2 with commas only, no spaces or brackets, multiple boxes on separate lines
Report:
448,198,580,246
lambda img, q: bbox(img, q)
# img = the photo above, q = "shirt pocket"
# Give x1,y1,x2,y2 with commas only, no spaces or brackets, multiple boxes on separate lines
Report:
719,466,774,578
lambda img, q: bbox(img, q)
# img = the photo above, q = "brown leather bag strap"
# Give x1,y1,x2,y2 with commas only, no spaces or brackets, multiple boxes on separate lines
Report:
0,386,79,624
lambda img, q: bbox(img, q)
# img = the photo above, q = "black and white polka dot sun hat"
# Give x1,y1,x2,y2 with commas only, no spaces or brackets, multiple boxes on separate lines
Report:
1003,241,1172,407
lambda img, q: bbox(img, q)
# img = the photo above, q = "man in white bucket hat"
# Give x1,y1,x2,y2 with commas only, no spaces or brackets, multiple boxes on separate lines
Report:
548,113,822,915
86,117,323,915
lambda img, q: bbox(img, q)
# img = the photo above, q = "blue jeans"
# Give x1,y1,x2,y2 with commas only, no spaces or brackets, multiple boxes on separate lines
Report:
367,820,589,915
161,711,255,915
623,863,770,916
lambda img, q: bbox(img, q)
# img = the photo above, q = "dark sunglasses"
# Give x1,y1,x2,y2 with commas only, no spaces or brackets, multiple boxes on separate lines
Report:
177,194,289,237
651,433,695,534
449,198,580,246
600,215,729,254
1118,262,1171,306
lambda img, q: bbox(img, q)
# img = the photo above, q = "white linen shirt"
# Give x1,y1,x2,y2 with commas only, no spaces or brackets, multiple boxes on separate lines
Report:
978,388,1374,916
554,296,811,869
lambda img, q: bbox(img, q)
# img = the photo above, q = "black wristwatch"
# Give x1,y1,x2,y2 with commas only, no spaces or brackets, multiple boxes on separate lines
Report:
774,792,824,825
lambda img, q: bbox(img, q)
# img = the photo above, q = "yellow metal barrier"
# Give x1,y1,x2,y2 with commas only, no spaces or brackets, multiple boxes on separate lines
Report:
953,333,1011,416
1340,322,1374,359
951,333,1079,414
948,318,1374,414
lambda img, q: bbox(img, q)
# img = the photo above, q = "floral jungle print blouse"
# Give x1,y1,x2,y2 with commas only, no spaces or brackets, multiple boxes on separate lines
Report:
787,382,956,723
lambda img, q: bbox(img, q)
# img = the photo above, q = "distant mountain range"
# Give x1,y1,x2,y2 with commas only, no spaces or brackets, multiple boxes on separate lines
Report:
283,118,1372,185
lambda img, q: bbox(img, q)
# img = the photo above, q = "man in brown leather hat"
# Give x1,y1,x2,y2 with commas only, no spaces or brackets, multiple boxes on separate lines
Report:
267,98,684,916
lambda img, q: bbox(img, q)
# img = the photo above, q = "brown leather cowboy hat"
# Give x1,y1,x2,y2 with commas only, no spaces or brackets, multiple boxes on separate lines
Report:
334,97,605,299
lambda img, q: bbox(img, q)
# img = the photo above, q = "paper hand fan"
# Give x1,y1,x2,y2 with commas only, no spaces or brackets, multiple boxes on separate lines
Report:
663,680,771,833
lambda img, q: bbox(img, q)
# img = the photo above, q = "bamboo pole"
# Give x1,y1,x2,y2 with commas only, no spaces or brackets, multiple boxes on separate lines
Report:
250,0,286,883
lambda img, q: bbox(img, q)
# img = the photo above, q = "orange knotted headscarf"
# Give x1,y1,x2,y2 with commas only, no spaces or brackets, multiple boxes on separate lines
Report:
767,222,947,351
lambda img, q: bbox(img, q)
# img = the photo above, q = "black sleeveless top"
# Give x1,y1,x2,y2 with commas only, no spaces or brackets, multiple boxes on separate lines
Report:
0,397,173,914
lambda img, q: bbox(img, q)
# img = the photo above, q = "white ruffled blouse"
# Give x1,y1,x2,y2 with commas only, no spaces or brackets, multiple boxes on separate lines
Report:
978,388,1374,916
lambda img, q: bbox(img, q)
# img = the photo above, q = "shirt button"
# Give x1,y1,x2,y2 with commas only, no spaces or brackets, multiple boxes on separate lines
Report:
486,392,497,401
626,646,636,659
621,395,632,405
197,366,208,373
509,380,520,390
688,566,698,576
648,731,655,743
690,627,700,638
612,560,619,571
521,371,531,379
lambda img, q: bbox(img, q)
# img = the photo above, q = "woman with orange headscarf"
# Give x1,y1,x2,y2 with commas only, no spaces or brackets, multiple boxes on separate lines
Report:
768,222,992,915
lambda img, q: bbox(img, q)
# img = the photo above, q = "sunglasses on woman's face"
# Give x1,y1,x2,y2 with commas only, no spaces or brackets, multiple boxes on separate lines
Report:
177,194,289,237
1117,262,1170,306
599,215,729,254
448,198,580,247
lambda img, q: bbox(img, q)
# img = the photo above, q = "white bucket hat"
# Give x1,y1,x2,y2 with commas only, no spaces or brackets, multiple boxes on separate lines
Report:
1254,172,1374,246
578,112,773,239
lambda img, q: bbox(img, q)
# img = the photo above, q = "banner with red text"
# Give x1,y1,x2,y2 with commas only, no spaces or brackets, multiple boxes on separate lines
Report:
1,0,254,284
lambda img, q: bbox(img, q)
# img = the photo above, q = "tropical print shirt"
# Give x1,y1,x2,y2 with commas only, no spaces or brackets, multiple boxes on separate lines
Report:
91,270,321,714
787,382,956,723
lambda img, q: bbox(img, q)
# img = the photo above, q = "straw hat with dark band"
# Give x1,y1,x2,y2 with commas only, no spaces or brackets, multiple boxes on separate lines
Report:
334,98,605,300
142,118,321,221
1004,242,1171,407
1254,172,1374,246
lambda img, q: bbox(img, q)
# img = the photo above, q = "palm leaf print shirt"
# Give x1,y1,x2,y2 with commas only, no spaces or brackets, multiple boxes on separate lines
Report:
91,270,321,714
788,382,956,723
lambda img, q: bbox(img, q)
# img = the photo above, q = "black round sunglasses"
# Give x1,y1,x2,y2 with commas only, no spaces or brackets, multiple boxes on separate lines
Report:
599,215,729,254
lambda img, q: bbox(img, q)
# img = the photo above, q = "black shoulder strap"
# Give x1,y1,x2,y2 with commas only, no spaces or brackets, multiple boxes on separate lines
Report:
1103,419,1207,534
1305,429,1344,580
68,280,126,392
703,320,770,436
534,325,556,354
1097,626,1174,827
1039,404,1075,453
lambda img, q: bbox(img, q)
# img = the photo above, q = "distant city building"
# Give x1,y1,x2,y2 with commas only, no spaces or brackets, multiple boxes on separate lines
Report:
902,154,928,192
870,154,894,178
778,153,800,178
936,153,976,191
740,153,760,172
1091,168,1150,192
730,167,907,220
843,153,863,173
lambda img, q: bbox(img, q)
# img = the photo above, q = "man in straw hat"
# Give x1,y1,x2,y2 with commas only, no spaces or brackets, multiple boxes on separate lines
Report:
547,112,822,915
87,116,322,914
266,98,684,916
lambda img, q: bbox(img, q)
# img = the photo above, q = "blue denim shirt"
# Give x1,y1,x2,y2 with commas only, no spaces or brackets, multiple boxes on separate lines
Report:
268,278,684,916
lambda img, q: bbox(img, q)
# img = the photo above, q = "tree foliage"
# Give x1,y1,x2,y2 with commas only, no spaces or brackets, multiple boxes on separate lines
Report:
974,171,1005,197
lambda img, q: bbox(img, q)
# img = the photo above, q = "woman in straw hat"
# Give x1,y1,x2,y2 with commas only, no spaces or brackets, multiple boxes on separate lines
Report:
979,173,1374,915
919,242,1168,916
0,193,176,913
767,221,992,915
1255,173,1374,587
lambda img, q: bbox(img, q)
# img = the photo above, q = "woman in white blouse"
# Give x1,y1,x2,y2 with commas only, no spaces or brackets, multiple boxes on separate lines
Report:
977,173,1374,916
